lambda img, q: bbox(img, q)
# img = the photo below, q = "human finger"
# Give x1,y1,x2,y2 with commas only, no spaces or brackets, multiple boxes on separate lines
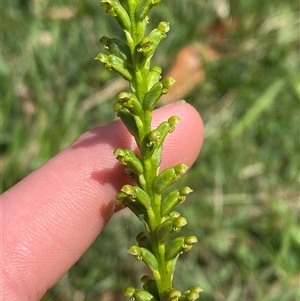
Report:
1,102,204,301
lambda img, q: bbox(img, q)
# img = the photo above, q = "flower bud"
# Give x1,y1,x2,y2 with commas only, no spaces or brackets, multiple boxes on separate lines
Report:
94,53,110,67
116,190,146,217
184,236,198,245
161,187,193,216
114,148,127,164
101,0,130,30
128,246,158,272
169,211,181,218
136,21,170,60
153,164,188,194
133,289,158,301
146,129,161,147
150,21,170,41
173,216,187,231
190,287,203,294
95,53,132,81
166,236,198,261
174,164,189,178
179,186,191,195
157,21,170,33
108,54,133,81
121,185,151,208
117,92,142,115
161,76,176,94
137,37,153,57
167,115,180,132
184,291,200,301
156,212,186,239
124,286,135,298
114,148,143,175
128,245,143,261
165,289,182,301
121,184,137,198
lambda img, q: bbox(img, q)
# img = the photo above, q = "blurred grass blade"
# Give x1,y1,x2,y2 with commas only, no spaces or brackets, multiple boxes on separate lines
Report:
230,80,285,138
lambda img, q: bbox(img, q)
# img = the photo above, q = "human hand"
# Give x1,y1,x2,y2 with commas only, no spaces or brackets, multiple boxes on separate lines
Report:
1,102,204,301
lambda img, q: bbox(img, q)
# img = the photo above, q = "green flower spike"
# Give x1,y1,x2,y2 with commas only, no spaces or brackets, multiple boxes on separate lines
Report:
97,0,201,299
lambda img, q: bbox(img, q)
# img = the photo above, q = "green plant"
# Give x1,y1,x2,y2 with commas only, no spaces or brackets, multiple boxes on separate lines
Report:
3,1,299,300
95,0,201,300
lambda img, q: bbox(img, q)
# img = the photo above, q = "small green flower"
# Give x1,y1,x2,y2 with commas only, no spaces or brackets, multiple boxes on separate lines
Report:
165,236,198,261
153,164,188,194
101,0,130,30
161,187,193,216
164,289,182,301
114,148,143,175
128,245,158,272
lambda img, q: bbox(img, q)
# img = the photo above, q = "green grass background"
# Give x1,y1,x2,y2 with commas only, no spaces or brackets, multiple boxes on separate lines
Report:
2,0,299,300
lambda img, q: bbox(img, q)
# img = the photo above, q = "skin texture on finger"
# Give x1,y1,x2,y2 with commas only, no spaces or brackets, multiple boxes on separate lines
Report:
1,102,204,301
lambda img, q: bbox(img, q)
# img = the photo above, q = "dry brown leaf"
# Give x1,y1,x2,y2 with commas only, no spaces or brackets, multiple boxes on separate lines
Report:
46,6,76,20
158,42,219,106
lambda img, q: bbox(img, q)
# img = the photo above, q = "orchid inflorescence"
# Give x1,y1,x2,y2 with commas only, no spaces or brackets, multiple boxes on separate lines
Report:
95,0,202,300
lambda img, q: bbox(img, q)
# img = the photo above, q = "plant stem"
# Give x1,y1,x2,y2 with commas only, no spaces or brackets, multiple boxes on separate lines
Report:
97,1,201,299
